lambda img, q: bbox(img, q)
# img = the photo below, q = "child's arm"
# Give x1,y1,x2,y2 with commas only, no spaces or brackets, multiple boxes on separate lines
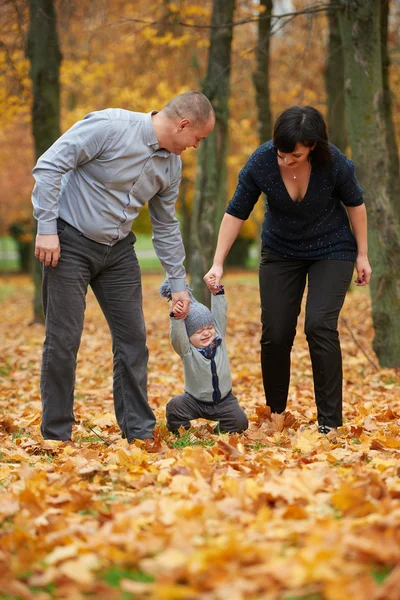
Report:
211,287,227,337
169,304,191,356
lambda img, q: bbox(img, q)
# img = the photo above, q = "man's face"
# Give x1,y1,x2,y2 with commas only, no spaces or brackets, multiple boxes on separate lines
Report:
189,324,217,349
167,116,215,155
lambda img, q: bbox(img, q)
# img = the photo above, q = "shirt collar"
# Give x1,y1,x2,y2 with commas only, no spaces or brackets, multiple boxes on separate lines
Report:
144,111,170,158
144,111,159,149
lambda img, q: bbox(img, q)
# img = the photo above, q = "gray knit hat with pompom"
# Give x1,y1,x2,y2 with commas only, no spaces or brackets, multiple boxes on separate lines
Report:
159,280,213,338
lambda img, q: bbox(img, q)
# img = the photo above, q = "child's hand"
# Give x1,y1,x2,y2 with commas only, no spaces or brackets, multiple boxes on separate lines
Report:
171,300,185,317
208,275,224,294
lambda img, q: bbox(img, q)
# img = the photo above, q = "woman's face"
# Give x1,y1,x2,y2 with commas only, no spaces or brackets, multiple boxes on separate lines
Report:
276,143,316,169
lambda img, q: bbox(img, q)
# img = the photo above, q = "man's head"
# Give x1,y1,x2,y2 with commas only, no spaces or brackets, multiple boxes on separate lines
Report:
153,91,215,155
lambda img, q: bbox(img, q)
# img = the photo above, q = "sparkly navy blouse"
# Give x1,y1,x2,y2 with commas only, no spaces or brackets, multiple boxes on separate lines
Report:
226,141,364,261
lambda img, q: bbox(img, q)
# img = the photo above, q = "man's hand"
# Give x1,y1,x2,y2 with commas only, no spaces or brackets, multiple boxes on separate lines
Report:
204,264,223,295
35,234,60,267
171,290,191,319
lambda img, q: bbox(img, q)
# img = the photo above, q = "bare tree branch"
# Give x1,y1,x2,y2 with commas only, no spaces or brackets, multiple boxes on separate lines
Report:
0,40,28,96
118,2,342,32
340,317,380,371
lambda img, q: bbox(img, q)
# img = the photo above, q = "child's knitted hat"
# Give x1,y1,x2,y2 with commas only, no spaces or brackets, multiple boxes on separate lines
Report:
159,280,213,338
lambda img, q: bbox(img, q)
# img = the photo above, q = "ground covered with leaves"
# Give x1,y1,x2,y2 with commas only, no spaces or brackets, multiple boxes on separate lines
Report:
0,272,399,600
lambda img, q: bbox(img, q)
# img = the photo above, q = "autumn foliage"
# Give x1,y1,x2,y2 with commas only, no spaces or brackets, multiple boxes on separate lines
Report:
1,0,400,237
1,272,400,599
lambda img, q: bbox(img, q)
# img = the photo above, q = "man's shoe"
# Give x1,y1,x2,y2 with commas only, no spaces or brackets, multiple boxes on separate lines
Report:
318,425,338,435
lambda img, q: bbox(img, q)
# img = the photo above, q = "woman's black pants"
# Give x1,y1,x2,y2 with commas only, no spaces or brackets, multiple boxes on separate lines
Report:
259,253,354,427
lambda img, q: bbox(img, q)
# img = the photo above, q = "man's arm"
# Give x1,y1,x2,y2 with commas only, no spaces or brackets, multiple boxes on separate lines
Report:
32,112,112,267
148,171,190,318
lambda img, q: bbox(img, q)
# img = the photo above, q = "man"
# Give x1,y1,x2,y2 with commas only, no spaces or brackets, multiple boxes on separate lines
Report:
32,90,215,444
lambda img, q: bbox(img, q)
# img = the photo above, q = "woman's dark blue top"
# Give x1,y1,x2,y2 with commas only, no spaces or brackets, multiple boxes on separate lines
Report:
226,141,364,261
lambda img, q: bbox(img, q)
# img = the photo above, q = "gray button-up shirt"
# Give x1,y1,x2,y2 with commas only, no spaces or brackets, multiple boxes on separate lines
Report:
32,108,186,291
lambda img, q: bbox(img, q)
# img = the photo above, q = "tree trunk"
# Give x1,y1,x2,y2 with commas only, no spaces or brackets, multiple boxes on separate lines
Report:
189,0,236,305
251,0,273,267
253,0,273,144
26,0,61,323
339,0,400,367
381,0,400,223
325,0,347,151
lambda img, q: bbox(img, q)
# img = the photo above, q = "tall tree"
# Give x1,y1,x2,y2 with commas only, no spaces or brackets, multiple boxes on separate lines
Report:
325,0,347,151
190,0,236,304
339,0,400,367
253,0,273,144
26,0,61,323
381,0,400,223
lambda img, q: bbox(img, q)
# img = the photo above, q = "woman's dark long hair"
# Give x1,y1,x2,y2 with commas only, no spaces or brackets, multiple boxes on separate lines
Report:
273,106,332,165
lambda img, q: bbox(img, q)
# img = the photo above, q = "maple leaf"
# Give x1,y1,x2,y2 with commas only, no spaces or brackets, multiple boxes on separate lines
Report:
1,272,400,599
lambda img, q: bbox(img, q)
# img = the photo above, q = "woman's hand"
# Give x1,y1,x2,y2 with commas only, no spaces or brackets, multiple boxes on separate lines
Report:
354,255,372,286
204,264,223,294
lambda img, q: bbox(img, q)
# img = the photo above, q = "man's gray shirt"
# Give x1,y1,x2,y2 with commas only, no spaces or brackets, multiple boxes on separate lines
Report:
32,109,186,291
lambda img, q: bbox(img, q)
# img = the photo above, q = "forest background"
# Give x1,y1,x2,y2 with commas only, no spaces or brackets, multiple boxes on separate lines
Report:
2,0,398,268
1,0,400,366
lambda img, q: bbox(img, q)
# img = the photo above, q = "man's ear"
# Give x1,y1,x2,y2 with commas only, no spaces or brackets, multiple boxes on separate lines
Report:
178,118,190,131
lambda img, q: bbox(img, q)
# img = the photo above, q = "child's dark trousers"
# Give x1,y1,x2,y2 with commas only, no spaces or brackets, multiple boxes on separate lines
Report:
166,391,248,433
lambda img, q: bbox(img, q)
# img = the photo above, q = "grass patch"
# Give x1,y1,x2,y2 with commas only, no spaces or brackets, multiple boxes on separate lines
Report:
247,441,268,451
132,234,163,273
0,364,11,376
283,595,323,600
169,432,215,449
371,565,392,584
11,428,24,440
138,257,163,272
101,566,154,588
74,434,103,444
77,508,99,517
132,235,154,251
0,284,16,303
30,583,56,595
0,236,19,272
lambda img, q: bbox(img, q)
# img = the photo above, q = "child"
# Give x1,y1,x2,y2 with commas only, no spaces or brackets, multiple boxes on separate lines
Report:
160,280,248,434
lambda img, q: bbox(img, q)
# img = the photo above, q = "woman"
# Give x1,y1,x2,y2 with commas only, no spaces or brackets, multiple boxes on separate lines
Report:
203,106,371,434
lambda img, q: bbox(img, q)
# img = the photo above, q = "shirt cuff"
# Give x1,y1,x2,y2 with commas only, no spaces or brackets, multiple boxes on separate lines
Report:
37,221,58,235
168,278,187,293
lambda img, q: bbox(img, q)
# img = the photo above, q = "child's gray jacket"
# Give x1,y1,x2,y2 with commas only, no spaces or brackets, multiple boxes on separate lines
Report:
170,294,232,403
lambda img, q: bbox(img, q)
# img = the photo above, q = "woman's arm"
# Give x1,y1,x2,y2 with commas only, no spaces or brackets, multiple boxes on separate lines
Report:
203,213,245,292
346,204,372,286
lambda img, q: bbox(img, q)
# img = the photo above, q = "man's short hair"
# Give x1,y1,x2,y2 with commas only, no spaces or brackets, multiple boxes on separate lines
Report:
163,91,214,127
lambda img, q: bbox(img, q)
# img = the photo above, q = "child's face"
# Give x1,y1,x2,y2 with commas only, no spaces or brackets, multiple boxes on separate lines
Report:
189,324,217,348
